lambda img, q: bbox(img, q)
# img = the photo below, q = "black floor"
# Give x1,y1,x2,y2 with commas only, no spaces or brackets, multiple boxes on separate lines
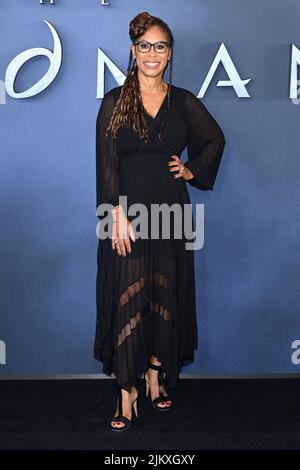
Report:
0,378,300,450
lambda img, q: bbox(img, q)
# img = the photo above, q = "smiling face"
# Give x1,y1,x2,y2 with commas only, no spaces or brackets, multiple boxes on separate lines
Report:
131,25,172,80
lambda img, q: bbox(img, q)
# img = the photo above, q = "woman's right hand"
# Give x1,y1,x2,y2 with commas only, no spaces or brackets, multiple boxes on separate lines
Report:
111,205,136,256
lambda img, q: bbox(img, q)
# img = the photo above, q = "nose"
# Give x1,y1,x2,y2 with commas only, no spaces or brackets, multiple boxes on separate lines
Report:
148,45,157,57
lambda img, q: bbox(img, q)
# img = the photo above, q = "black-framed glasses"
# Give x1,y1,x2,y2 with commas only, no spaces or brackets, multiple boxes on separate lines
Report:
133,40,171,54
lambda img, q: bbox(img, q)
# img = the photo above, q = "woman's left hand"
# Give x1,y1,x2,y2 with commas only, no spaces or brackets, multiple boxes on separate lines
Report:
168,155,194,181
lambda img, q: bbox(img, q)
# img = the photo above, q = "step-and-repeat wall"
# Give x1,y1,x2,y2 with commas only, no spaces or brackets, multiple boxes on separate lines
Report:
1,0,299,377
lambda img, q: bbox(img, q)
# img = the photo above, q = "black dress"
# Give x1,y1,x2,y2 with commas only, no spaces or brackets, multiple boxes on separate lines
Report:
94,84,225,392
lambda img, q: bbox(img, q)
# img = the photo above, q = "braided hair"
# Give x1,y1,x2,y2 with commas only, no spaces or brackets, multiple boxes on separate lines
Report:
105,11,174,143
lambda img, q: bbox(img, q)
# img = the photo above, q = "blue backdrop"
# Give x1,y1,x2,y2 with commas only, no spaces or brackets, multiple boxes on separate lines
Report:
1,0,299,377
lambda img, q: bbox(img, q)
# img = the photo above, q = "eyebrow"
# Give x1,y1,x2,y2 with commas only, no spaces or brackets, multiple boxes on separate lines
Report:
139,40,168,43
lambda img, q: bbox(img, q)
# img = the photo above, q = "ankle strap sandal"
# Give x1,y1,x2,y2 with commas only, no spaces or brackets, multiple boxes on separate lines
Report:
145,362,173,411
110,385,139,431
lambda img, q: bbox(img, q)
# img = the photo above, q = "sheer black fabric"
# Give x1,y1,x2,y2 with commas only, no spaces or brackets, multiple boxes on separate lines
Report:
94,84,225,392
95,90,120,218
183,89,226,191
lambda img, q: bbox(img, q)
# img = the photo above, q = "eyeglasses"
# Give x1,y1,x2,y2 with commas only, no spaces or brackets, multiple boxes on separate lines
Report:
133,40,171,54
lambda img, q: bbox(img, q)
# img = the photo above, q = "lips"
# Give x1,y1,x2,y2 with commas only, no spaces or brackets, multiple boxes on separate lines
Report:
144,62,160,68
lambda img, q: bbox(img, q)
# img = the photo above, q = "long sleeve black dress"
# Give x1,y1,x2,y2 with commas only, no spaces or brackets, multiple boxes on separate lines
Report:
94,84,225,392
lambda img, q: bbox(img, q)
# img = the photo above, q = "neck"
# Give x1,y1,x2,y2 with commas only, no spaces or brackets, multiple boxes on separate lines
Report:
138,77,167,93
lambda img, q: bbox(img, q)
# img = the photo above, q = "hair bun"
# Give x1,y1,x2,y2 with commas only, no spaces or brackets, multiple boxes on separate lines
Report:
129,12,154,41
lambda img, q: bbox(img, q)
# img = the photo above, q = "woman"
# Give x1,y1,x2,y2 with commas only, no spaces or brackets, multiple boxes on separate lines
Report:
94,12,226,431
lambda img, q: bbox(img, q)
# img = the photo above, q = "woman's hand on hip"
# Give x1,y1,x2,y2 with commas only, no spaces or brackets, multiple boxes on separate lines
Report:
168,155,194,181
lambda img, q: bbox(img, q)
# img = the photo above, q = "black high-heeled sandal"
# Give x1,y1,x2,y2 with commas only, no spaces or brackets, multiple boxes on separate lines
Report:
110,385,139,432
144,362,173,412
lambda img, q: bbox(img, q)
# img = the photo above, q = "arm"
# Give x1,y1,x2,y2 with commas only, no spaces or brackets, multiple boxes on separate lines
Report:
184,90,226,191
96,90,120,220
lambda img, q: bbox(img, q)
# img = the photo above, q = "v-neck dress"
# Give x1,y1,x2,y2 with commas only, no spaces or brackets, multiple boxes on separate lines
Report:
94,84,226,391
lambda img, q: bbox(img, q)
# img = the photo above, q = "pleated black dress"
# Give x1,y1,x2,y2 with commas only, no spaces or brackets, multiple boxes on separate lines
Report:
94,84,225,392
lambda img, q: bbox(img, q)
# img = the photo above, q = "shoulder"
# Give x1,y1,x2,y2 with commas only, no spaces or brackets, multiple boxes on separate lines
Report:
171,84,204,105
171,84,197,99
106,85,123,96
171,84,206,112
104,85,122,100
100,85,122,105
98,86,122,119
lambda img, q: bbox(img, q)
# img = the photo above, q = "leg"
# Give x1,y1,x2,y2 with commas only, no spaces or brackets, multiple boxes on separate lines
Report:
145,356,172,408
110,385,139,431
